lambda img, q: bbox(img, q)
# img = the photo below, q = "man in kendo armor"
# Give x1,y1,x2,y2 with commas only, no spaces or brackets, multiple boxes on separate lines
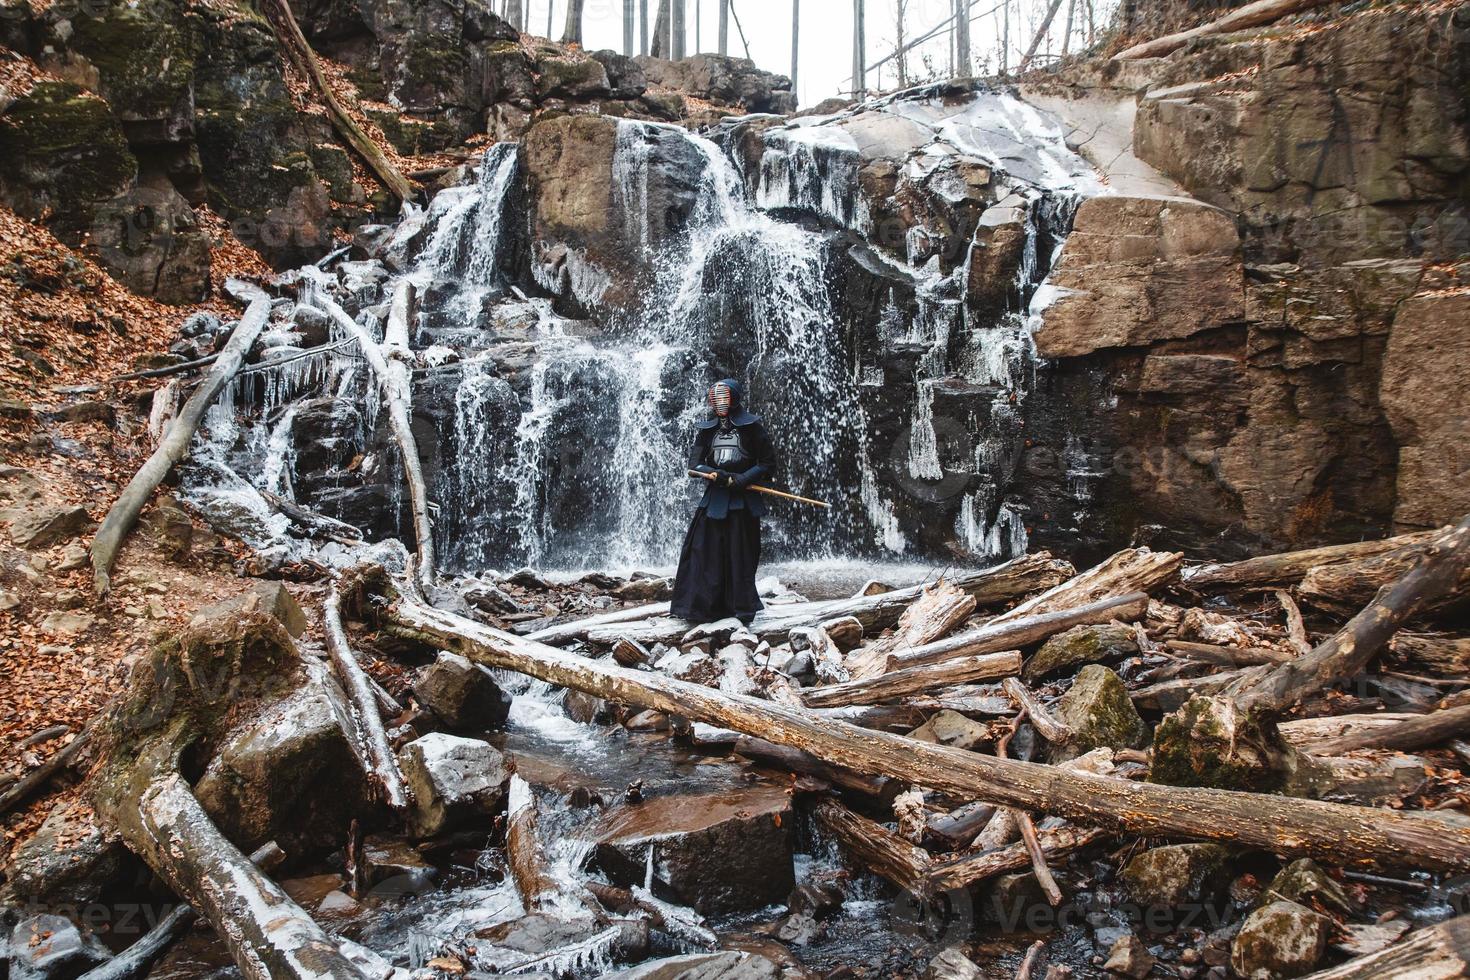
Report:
670,378,777,625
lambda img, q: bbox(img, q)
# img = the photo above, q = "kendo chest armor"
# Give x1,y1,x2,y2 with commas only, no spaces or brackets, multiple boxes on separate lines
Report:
709,427,751,470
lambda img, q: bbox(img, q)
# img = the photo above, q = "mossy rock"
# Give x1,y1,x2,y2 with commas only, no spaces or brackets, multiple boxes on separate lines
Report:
1259,859,1355,916
308,143,359,204
1150,695,1283,792
1023,622,1138,681
1051,664,1147,761
535,55,611,100
68,0,200,140
0,81,137,238
1121,843,1232,910
1230,900,1329,979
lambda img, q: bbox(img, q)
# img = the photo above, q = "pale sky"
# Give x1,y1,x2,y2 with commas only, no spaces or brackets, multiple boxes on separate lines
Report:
518,0,1119,109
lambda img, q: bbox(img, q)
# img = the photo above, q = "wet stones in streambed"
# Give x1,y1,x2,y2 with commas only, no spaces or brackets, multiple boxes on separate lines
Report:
602,949,787,979
1230,900,1330,979
472,914,648,975
399,733,510,838
1,803,135,908
906,709,991,752
591,784,795,916
1258,859,1355,916
6,914,111,980
1121,843,1233,911
413,652,513,733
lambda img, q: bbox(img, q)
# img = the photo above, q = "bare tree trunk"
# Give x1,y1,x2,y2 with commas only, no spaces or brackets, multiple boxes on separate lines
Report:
311,290,437,587
718,0,728,53
92,299,270,594
990,548,1179,627
892,0,907,85
324,576,410,813
562,0,585,44
851,0,865,98
651,0,671,57
790,0,800,90
1001,0,1010,72
1060,0,1074,55
259,0,413,202
507,0,523,32
382,592,1470,874
1017,0,1065,70
671,0,685,57
953,0,970,76
1114,0,1336,60
623,0,635,53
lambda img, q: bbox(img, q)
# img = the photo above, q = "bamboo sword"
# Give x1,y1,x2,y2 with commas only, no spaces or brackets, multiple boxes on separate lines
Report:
687,469,831,508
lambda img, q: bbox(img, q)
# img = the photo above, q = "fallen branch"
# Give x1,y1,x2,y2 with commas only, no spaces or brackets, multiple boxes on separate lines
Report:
526,601,672,645
1001,678,1072,745
990,549,1179,626
259,0,413,201
925,824,1106,892
1164,639,1295,667
1114,0,1337,61
734,735,894,799
111,351,222,382
888,592,1149,672
1226,514,1470,716
1277,590,1312,656
91,299,271,593
506,774,597,915
801,651,1022,709
846,579,976,679
1300,913,1470,979
0,729,90,816
324,576,410,813
312,289,436,586
812,798,930,893
262,491,364,544
382,590,1470,873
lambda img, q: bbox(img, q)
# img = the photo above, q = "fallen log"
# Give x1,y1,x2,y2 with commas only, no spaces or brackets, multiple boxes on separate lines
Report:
846,579,977,679
1300,913,1470,979
1308,705,1470,757
382,590,1470,873
1164,639,1296,667
585,553,1075,647
110,350,222,382
324,575,410,813
887,592,1149,672
733,735,895,800
507,774,588,914
312,290,437,586
1181,529,1440,590
77,842,285,980
1226,514,1470,716
526,601,672,645
262,490,363,543
1278,713,1423,748
91,298,271,594
927,801,996,847
1389,633,1470,675
925,824,1107,892
812,798,930,893
990,548,1180,626
1114,0,1338,61
259,0,413,201
1301,538,1470,614
0,729,90,816
801,651,1022,709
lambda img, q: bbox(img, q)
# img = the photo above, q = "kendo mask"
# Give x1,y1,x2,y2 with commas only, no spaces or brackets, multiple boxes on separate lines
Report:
708,381,733,418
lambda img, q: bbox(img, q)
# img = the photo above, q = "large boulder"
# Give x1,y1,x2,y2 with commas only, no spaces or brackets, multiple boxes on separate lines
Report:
1380,289,1470,530
1,803,135,907
1230,900,1330,979
3,502,93,549
412,652,512,732
1051,665,1147,761
193,677,378,854
592,784,795,915
90,182,212,303
398,732,510,837
1033,194,1243,359
1150,694,1280,791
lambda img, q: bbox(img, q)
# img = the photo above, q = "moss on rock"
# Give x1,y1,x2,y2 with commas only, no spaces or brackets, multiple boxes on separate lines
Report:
1052,664,1148,761
1150,694,1283,791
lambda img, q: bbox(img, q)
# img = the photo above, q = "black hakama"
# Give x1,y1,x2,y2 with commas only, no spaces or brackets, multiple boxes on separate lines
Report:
669,508,763,624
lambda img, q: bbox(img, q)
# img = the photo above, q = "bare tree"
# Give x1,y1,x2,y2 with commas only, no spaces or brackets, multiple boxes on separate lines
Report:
851,0,865,98
718,0,729,54
641,0,649,53
672,0,685,57
562,0,585,44
651,0,672,57
1000,0,1010,73
953,0,970,77
791,0,800,90
624,0,635,54
893,0,909,86
1061,0,1075,55
546,0,553,37
506,0,523,31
